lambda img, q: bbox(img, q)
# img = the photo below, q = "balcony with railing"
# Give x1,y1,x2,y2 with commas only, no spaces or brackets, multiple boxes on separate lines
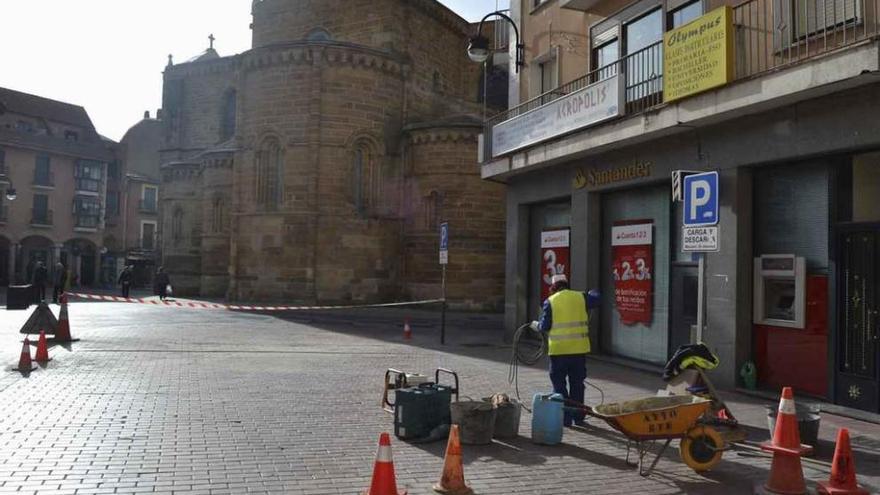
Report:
31,209,53,226
75,177,101,193
482,0,880,166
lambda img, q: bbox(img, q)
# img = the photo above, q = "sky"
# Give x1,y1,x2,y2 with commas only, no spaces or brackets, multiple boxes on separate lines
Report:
0,0,509,141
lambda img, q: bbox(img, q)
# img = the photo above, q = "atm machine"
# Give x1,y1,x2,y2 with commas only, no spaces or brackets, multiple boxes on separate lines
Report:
753,254,806,329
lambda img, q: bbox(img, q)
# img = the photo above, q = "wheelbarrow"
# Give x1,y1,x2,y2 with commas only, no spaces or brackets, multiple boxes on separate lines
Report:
565,395,726,476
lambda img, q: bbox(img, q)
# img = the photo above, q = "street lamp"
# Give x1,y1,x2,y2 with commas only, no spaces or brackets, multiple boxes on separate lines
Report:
5,186,16,202
467,11,524,73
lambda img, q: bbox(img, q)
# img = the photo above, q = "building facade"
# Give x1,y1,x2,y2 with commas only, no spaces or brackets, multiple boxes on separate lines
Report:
158,0,507,309
486,0,880,413
0,87,115,289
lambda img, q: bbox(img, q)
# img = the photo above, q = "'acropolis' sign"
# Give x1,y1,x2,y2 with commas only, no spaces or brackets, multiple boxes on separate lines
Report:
492,74,624,158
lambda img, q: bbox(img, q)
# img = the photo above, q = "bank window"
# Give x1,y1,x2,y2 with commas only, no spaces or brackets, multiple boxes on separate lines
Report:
669,1,703,28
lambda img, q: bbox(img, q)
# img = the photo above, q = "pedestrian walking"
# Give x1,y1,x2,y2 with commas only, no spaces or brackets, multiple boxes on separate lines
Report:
154,267,171,301
32,261,48,303
530,274,600,427
52,261,67,303
118,265,133,299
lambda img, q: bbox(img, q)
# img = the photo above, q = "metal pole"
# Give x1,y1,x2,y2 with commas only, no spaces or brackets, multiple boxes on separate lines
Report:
441,265,447,345
696,253,706,343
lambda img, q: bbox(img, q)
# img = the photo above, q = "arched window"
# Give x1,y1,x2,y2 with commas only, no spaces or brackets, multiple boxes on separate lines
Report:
211,196,225,233
306,28,333,41
351,143,379,217
172,208,184,245
220,89,236,141
256,137,283,211
424,191,442,230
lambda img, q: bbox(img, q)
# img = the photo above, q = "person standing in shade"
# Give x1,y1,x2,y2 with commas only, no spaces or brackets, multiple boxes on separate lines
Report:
52,261,67,304
154,267,171,301
118,265,134,299
32,261,48,303
530,274,600,427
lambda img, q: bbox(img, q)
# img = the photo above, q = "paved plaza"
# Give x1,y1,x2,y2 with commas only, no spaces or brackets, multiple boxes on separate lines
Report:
0,299,878,494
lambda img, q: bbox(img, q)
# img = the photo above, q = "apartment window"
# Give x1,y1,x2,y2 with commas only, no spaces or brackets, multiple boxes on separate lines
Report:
141,222,156,250
593,38,620,80
34,155,52,186
791,0,859,40
65,130,79,142
106,191,120,216
669,0,703,28
540,58,558,94
32,194,50,224
16,120,34,133
256,137,283,211
624,8,664,101
142,185,158,212
75,160,102,192
74,196,101,228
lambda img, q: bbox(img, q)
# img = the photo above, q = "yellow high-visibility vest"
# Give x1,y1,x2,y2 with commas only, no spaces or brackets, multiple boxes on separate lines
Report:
548,290,591,356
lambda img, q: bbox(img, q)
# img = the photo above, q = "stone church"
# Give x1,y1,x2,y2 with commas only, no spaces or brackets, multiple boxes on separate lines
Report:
159,0,506,309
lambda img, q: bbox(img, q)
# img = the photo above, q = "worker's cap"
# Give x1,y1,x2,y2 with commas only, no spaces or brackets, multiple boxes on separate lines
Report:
551,274,568,284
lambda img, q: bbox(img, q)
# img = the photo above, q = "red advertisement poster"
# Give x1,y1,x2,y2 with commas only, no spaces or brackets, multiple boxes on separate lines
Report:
611,221,653,325
541,229,570,302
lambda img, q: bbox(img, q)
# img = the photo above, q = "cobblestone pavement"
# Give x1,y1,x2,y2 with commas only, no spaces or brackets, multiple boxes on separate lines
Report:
1,300,878,494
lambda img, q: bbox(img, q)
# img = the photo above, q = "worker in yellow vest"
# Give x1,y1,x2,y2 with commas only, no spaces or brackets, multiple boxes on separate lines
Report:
530,274,599,427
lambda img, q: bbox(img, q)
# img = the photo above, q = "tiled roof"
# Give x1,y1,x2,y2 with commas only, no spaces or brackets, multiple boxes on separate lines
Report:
0,86,96,130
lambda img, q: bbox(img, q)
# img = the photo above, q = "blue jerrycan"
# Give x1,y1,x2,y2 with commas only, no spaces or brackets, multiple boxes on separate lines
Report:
531,393,564,445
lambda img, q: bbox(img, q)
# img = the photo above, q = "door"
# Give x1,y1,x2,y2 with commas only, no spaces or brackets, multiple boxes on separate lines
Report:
836,228,880,412
669,264,699,356
80,255,96,287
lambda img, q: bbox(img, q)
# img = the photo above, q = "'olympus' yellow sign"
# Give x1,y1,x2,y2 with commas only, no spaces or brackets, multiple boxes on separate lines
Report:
663,6,734,102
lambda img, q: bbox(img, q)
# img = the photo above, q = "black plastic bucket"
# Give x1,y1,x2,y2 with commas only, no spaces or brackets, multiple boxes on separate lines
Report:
766,402,821,448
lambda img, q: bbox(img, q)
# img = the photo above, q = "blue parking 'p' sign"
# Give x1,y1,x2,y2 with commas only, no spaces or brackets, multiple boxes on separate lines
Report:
683,171,719,226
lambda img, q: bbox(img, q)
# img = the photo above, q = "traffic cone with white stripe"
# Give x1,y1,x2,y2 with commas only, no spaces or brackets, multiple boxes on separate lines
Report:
403,318,412,341
363,433,406,495
13,337,37,372
817,428,869,495
757,387,812,494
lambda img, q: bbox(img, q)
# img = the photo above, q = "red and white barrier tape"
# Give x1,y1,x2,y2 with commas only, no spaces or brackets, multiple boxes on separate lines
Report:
65,292,444,312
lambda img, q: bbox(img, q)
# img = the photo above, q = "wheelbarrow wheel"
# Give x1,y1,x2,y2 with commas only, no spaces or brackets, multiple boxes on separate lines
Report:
680,426,723,473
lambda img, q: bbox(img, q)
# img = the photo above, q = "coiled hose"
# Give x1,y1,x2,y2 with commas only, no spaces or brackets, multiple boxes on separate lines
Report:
508,322,605,414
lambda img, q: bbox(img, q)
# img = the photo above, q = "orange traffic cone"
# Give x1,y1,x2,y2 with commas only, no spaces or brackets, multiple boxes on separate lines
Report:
54,295,73,342
433,424,473,495
758,387,812,494
13,337,37,372
363,433,406,495
817,428,869,495
403,319,412,340
35,330,51,363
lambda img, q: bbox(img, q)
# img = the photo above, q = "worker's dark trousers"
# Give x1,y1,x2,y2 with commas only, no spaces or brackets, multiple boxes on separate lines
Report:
549,354,587,426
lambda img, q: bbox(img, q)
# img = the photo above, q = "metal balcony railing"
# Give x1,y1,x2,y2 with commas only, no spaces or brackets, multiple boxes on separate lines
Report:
733,0,880,78
33,171,54,187
483,0,880,162
31,209,53,226
75,215,100,229
482,42,663,162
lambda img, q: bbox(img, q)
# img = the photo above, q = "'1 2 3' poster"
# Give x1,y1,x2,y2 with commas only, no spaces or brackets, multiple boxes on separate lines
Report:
541,229,570,302
611,222,653,325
